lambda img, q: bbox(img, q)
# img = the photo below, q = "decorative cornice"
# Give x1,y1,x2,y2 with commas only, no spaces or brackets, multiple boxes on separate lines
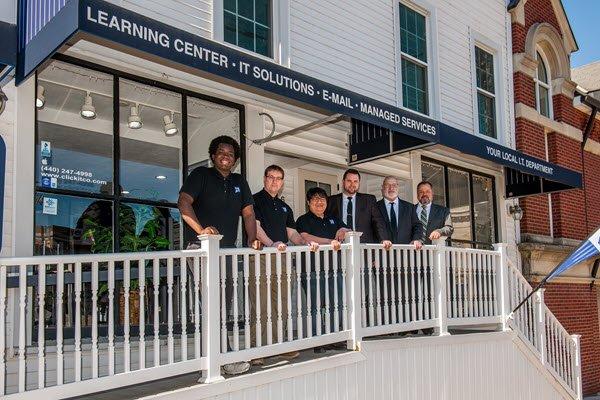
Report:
508,1,526,25
551,77,577,98
513,53,537,77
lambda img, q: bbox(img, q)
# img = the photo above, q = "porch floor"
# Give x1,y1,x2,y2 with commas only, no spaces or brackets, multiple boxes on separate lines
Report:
67,346,351,400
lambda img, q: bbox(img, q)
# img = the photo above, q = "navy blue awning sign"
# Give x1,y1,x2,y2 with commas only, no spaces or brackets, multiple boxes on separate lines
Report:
0,21,17,85
440,124,582,192
16,0,581,198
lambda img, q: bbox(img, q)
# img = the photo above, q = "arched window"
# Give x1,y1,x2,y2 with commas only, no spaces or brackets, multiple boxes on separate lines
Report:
535,51,552,118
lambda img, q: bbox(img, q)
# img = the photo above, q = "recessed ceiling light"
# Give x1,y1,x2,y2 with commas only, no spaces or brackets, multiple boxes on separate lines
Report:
156,175,166,180
163,113,178,136
36,85,45,109
81,92,96,120
128,104,142,129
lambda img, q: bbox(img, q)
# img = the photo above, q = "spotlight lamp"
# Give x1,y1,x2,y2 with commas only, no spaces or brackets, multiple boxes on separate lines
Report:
163,112,178,136
128,104,143,129
509,204,523,221
36,85,45,109
81,92,96,120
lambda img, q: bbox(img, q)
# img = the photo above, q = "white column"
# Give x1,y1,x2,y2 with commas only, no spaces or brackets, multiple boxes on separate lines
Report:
571,334,583,400
493,243,511,331
433,238,449,336
345,231,363,350
244,105,266,193
535,289,546,365
199,234,225,384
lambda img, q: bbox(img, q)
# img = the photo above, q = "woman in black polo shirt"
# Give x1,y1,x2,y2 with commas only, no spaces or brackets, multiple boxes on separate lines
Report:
296,187,350,347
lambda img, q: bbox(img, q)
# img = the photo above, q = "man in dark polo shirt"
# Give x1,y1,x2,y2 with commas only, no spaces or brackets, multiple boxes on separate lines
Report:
296,187,350,346
250,165,313,364
178,135,260,375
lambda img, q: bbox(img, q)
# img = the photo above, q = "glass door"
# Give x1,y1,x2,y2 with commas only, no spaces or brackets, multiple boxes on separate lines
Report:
296,169,339,214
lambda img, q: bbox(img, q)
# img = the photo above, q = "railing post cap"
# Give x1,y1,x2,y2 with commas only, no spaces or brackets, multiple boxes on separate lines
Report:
571,334,582,340
493,243,509,250
346,231,363,238
432,238,446,247
197,234,224,241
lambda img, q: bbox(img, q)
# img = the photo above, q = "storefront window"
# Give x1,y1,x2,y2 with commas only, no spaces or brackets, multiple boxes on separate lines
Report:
36,61,114,194
35,59,244,255
186,96,241,174
472,174,495,245
448,168,472,243
119,204,181,251
34,192,113,255
119,79,182,203
421,161,446,206
421,159,497,248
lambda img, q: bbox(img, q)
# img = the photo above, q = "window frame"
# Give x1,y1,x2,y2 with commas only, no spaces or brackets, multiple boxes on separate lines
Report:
534,49,553,119
469,31,506,144
473,45,498,139
395,0,435,118
214,0,290,66
34,53,247,253
421,156,499,249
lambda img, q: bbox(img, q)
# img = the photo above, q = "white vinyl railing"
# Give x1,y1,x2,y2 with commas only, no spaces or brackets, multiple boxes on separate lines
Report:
507,259,582,399
0,234,582,399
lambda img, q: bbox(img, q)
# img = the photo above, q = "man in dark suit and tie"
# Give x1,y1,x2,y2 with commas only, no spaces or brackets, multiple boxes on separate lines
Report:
377,176,423,247
326,168,390,248
415,181,454,244
376,176,422,326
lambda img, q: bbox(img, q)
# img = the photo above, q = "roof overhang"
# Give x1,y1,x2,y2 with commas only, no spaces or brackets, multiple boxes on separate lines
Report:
0,21,17,87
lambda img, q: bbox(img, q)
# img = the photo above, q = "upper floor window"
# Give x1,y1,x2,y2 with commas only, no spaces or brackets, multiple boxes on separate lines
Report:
399,3,428,115
474,46,497,139
535,51,552,118
224,0,272,58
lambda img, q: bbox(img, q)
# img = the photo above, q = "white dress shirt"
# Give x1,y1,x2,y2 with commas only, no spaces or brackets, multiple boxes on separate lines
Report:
341,194,356,230
384,198,399,225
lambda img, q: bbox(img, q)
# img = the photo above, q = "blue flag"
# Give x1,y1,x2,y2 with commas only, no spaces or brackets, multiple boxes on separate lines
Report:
545,226,600,282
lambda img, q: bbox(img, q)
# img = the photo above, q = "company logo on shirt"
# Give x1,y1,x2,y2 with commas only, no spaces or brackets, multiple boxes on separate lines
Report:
282,206,287,212
329,219,335,225
234,186,240,194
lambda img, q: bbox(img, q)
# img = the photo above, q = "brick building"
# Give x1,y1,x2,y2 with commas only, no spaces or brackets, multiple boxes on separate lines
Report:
509,0,600,395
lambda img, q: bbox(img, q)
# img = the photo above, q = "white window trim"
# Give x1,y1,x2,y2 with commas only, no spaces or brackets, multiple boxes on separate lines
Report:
469,30,506,145
213,0,290,67
534,48,553,120
393,0,440,119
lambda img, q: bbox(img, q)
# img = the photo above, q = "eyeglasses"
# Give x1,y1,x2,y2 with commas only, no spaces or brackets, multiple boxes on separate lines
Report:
266,175,284,181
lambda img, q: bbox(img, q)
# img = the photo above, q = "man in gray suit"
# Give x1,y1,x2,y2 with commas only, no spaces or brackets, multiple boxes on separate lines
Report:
415,181,454,244
415,180,453,334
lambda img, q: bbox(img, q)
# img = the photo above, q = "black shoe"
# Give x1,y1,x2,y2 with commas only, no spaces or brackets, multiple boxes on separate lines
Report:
314,346,326,354
421,328,434,335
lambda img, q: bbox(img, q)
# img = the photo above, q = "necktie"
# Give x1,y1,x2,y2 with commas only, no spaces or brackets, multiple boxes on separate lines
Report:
389,202,397,242
346,197,354,230
420,205,428,241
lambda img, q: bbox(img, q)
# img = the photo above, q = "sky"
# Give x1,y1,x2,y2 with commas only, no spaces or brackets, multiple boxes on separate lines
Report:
562,0,600,68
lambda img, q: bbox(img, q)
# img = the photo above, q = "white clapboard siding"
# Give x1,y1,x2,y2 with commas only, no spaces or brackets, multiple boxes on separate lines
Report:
436,0,512,142
289,0,397,105
146,332,572,400
263,108,412,184
107,0,212,39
